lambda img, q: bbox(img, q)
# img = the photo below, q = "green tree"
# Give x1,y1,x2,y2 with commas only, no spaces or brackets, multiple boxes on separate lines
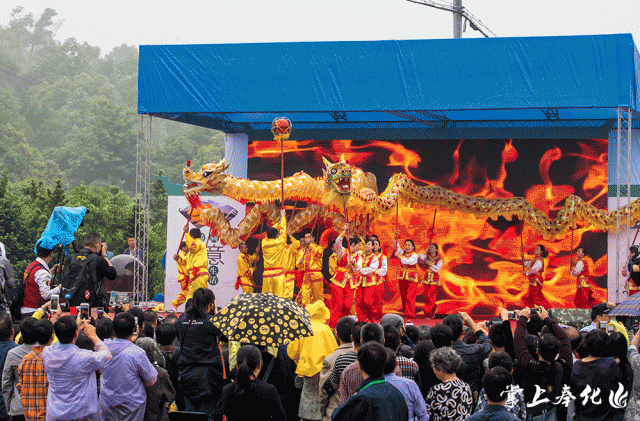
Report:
59,98,136,190
99,44,138,108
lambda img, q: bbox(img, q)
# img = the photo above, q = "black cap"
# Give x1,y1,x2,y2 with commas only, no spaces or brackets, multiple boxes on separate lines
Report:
591,303,610,320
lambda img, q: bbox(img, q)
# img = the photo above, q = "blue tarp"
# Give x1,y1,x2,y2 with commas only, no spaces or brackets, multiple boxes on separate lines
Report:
138,34,640,139
34,206,87,253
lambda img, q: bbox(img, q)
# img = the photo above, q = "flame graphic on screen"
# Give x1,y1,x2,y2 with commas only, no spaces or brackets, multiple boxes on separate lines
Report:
248,138,608,316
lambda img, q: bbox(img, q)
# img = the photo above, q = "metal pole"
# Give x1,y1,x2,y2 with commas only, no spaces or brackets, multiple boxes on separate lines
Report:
617,107,622,301
453,0,463,38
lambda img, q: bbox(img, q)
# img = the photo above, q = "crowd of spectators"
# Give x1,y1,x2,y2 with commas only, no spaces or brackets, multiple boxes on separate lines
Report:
0,240,637,421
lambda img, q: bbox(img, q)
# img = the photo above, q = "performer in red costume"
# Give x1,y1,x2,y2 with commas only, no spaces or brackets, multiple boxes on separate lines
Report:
372,239,388,321
328,232,361,327
418,243,443,318
394,235,419,318
571,247,596,308
355,239,379,323
521,244,551,308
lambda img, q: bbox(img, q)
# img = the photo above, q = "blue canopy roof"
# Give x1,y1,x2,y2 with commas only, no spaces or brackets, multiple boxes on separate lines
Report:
138,34,640,139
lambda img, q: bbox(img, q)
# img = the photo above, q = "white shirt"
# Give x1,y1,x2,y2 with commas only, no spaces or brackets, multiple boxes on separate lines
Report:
376,254,388,277
359,253,379,275
571,260,584,277
21,257,61,314
524,259,542,276
396,245,418,265
419,254,443,272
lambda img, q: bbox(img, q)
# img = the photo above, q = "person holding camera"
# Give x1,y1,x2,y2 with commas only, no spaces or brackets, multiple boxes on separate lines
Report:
100,312,157,421
514,306,572,421
60,232,117,311
21,238,63,317
43,315,112,421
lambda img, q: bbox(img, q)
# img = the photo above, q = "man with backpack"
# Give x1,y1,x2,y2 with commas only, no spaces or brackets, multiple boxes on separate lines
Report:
61,232,117,311
21,239,63,317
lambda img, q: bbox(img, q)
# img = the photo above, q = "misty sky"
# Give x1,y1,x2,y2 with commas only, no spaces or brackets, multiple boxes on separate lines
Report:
1,0,639,55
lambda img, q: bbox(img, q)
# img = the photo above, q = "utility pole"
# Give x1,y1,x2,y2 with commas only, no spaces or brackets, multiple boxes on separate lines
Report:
453,0,462,38
406,0,496,38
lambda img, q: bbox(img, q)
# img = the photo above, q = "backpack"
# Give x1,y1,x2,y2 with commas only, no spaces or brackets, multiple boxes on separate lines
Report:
61,252,101,308
8,262,44,320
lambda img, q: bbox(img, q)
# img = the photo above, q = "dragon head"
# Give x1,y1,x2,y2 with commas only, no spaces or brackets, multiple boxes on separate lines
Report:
321,154,355,209
323,154,353,195
183,159,230,197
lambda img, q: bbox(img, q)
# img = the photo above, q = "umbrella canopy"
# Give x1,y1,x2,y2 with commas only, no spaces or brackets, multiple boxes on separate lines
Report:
211,293,313,347
608,295,640,317
110,254,144,277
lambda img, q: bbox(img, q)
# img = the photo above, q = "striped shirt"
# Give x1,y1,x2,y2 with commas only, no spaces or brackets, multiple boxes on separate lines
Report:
330,351,358,386
18,345,47,421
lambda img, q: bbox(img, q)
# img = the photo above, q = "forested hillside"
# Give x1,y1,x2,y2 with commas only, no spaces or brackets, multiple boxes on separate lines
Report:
0,7,226,296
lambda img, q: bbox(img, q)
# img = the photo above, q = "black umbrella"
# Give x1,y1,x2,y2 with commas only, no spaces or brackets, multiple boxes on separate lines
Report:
211,293,313,347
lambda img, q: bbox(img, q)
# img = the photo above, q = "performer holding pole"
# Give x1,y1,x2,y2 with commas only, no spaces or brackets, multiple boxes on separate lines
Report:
394,233,419,318
521,244,551,308
235,242,260,294
297,228,324,306
282,229,302,301
173,241,190,295
622,246,640,296
172,224,209,311
261,209,287,297
570,247,596,308
372,238,387,321
418,243,443,318
328,227,361,327
355,239,379,323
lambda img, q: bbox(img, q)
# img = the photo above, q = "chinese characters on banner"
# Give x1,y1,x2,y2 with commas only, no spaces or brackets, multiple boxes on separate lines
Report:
164,195,244,310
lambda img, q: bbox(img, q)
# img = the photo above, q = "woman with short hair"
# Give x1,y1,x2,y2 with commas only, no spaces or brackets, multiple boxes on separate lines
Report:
425,346,473,421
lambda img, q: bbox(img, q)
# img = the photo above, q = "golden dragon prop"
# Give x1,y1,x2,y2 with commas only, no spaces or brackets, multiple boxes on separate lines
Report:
182,155,639,247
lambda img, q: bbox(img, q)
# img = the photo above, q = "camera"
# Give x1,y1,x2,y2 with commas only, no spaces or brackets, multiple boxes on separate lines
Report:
507,310,518,319
531,308,539,314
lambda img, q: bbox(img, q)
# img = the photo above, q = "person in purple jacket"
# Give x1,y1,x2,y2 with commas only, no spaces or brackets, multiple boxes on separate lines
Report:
99,312,157,421
43,316,112,421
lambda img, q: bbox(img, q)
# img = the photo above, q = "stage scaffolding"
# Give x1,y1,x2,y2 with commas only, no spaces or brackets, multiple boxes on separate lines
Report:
134,115,152,303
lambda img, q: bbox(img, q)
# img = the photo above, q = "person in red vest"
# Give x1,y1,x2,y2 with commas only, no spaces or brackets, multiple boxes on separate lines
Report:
571,247,597,308
418,243,443,318
394,236,419,319
372,238,388,321
355,239,379,323
329,232,361,327
521,244,551,309
21,237,62,317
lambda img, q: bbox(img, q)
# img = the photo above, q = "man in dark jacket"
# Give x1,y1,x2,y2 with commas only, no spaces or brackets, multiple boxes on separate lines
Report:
443,312,493,396
331,342,408,421
62,232,117,309
514,306,573,421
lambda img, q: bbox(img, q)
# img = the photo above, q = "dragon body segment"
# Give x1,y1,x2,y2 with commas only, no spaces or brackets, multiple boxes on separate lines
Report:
183,156,639,246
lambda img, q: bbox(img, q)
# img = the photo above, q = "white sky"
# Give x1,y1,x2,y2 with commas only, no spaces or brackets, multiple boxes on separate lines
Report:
1,1,639,55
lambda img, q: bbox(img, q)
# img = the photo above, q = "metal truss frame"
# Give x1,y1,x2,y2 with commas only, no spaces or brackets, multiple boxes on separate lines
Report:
134,115,151,303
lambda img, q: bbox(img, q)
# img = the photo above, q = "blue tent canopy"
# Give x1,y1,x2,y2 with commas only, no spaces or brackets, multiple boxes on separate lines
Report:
138,34,640,140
